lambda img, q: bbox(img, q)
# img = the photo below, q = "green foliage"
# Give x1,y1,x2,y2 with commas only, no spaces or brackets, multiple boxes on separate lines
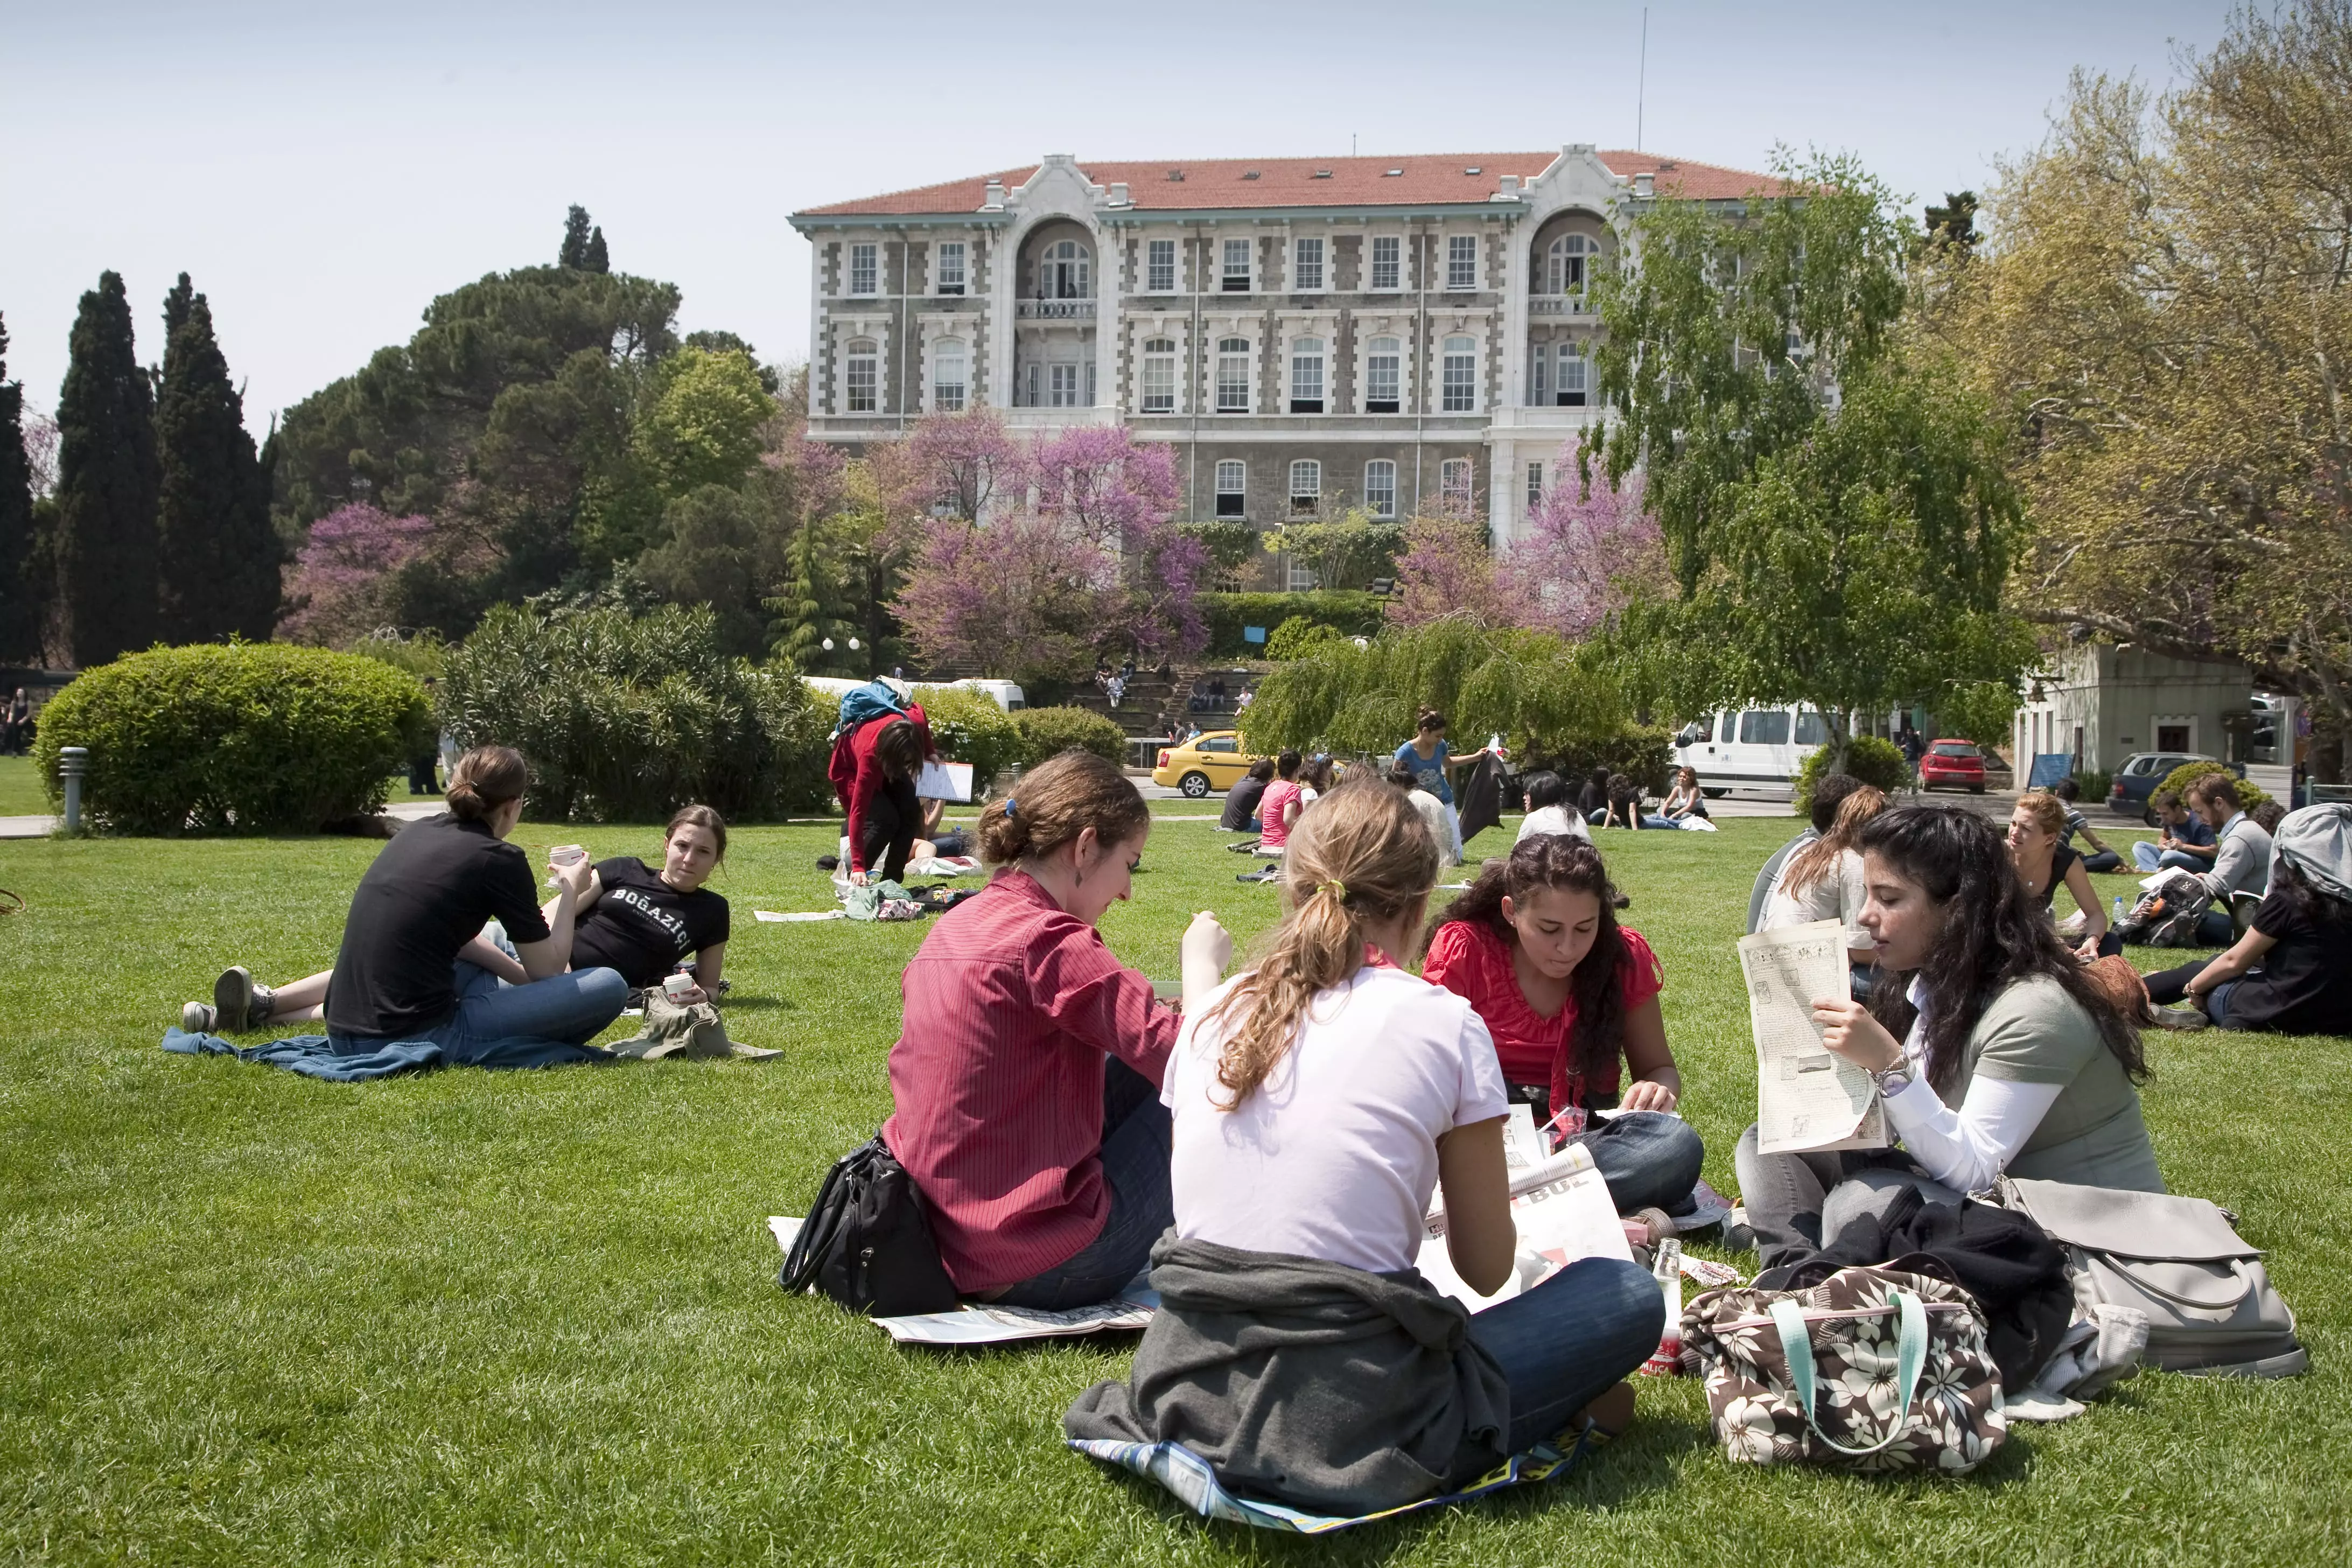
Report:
440,602,828,822
911,685,1024,791
1792,735,1916,820
1200,591,1384,657
559,205,595,269
1012,705,1130,768
154,278,277,645
1264,615,1343,661
1261,511,1405,591
1934,679,2022,751
632,346,773,501
633,482,789,660
1242,620,1626,765
2157,759,2272,815
0,313,40,662
2072,769,2112,804
54,270,160,667
345,628,449,683
1177,521,1259,589
1527,724,1676,796
32,643,428,834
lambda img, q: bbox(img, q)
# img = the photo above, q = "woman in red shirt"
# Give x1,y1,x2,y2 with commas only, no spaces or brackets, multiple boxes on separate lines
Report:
885,750,1231,1309
1256,750,1306,850
1421,835,1705,1215
836,712,934,885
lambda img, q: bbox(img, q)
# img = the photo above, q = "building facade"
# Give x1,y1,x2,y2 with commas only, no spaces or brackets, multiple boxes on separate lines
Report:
2013,644,2256,775
788,146,1780,562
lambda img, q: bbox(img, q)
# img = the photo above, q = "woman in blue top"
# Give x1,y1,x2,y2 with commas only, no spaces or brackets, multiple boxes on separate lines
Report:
1394,710,1499,852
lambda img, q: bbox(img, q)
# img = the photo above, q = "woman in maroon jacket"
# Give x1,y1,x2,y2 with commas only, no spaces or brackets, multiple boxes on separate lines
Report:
885,751,1230,1308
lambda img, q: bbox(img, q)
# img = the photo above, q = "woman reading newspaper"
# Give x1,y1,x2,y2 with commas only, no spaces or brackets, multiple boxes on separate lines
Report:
1734,805,2162,1270
1421,835,1705,1217
1065,776,1660,1514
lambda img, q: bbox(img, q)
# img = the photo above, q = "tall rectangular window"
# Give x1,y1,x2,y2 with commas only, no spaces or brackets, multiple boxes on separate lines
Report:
1289,459,1321,518
1289,337,1325,414
1293,236,1324,291
1215,337,1250,412
1530,345,1549,404
1364,337,1400,413
1140,338,1176,414
1215,459,1247,517
1447,235,1478,291
1370,235,1401,290
1222,238,1252,292
935,241,965,295
1049,363,1080,408
849,243,878,296
1440,457,1473,508
1526,461,1544,508
1441,335,1477,412
844,340,877,412
1146,238,1177,292
1364,460,1397,519
1025,363,1039,405
932,340,967,412
1558,347,1588,408
1086,360,1098,407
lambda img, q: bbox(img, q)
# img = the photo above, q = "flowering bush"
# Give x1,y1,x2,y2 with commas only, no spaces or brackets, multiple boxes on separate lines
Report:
278,503,437,645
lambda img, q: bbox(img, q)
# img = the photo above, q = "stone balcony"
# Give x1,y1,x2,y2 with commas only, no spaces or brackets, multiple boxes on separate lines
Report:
1527,296,1594,317
1017,298,1097,320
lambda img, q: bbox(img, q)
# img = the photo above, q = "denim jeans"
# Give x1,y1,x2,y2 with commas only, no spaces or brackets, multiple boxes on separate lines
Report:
2144,957,2246,1028
328,924,629,1066
993,1058,1174,1311
1733,1124,1946,1270
2195,908,2236,947
2080,849,2123,874
2133,843,2208,874
1464,1256,1664,1453
1569,1110,1706,1215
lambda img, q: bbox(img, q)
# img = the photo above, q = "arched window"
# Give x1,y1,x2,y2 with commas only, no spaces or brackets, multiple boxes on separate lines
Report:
931,339,967,412
1363,459,1397,519
844,338,878,412
1041,239,1091,299
1364,335,1401,413
1289,336,1325,414
1289,459,1322,519
1140,337,1176,414
1441,335,1478,412
1547,234,1597,297
1215,336,1251,413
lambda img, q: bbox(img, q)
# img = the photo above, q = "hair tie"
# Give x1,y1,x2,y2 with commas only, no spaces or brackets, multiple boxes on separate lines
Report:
1318,879,1348,903
1004,798,1016,817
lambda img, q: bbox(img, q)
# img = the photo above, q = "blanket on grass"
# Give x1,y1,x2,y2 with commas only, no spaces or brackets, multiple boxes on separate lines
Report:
162,1026,607,1080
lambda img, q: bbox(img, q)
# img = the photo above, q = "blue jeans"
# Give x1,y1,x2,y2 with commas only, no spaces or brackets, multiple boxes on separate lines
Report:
2195,908,2235,947
2133,843,2208,874
1569,1110,1706,1215
328,925,628,1066
1465,1256,1664,1453
993,1058,1174,1311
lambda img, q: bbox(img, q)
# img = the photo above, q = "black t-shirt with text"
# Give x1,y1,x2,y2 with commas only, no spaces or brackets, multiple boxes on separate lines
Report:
568,857,731,988
326,814,552,1039
2229,891,2352,1035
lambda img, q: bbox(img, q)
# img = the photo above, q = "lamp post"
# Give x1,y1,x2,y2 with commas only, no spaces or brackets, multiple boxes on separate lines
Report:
58,746,88,835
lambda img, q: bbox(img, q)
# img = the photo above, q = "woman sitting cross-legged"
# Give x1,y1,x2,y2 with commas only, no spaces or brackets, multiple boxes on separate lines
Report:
183,747,629,1065
1065,776,1661,1516
1735,804,2162,1272
1422,835,1706,1216
2009,790,2118,960
2141,803,2352,1035
885,750,1231,1310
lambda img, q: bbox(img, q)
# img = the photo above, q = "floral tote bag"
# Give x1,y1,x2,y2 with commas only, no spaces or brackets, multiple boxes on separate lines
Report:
1682,1265,2006,1474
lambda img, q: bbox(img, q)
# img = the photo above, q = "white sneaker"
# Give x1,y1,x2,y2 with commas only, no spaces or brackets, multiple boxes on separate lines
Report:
2150,1006,2210,1032
180,1001,218,1034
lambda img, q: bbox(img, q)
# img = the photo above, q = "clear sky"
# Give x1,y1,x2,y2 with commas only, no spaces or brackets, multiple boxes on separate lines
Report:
1,0,2234,428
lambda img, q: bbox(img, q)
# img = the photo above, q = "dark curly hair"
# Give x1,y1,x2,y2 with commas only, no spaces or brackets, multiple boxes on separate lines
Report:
1426,834,1633,1085
1859,804,2147,1092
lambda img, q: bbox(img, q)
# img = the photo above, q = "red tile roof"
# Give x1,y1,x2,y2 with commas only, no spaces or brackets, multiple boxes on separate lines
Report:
795,151,1784,218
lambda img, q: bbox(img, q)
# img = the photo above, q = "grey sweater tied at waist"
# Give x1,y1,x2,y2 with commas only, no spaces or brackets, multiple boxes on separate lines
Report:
1063,1233,1511,1514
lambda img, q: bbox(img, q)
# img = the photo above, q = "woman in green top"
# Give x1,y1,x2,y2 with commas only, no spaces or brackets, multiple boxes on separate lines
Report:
1735,804,2159,1268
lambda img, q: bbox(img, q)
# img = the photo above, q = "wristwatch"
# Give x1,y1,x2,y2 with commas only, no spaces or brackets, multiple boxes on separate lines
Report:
1870,1059,1914,1097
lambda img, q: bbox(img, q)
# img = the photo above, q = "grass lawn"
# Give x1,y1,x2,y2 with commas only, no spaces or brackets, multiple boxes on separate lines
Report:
2,809,2345,1564
0,754,47,816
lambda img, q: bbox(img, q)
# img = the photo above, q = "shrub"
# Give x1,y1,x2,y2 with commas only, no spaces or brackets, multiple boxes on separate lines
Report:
440,602,830,823
913,685,1025,792
33,642,429,834
345,628,449,683
1524,724,1675,797
1200,591,1385,657
2157,760,2271,816
2071,769,2112,806
1792,734,1915,820
1265,615,1344,662
1013,705,1129,769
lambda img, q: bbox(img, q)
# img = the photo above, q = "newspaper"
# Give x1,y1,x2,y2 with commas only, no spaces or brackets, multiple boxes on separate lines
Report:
1418,1136,1633,1312
1738,919,1889,1155
767,1217,1154,1345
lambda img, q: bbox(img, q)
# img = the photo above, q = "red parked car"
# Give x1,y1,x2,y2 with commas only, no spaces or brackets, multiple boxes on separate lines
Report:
1919,739,1987,794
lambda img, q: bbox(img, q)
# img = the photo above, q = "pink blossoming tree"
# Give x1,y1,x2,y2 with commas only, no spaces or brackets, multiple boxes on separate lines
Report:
1511,438,1667,639
279,503,437,645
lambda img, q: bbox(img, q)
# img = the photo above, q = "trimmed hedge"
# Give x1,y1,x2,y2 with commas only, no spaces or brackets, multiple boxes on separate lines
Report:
1013,705,1129,768
1792,735,1916,820
2157,760,2271,816
1265,615,1345,662
1201,591,1385,658
914,685,1025,792
33,642,430,835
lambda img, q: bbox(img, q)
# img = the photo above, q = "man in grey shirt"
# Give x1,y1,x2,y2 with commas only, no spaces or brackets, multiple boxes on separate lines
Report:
2189,774,2273,946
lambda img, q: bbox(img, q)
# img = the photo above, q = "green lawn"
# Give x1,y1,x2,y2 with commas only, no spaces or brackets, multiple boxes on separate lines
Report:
0,754,47,816
1,813,2344,1564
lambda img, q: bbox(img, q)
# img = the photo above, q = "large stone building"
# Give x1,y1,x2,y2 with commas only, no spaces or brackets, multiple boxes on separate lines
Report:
788,147,1780,569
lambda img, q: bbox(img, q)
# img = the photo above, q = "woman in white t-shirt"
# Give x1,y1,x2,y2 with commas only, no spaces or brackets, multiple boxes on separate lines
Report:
1066,777,1662,1510
1761,782,1886,995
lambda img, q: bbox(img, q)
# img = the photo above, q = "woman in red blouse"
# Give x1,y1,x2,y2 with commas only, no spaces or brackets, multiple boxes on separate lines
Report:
884,750,1230,1309
1422,835,1705,1215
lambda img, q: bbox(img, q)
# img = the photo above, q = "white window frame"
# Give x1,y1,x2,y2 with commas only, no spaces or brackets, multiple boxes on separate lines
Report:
1363,459,1397,519
1530,344,1549,404
1222,237,1253,292
1293,235,1325,292
935,240,966,296
1364,335,1401,413
1214,459,1247,517
1545,234,1595,297
1557,345,1588,408
1140,337,1176,414
1369,234,1402,291
844,338,878,412
1288,458,1322,519
1447,234,1478,291
1048,362,1082,408
1289,336,1325,414
1215,335,1251,413
848,242,878,297
1440,457,1474,508
1146,237,1177,293
1441,335,1478,413
1526,461,1544,508
931,338,968,412
1041,239,1091,300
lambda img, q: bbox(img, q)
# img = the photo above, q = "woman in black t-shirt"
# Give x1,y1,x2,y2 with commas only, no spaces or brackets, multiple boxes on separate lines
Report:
559,806,731,993
2145,830,2352,1034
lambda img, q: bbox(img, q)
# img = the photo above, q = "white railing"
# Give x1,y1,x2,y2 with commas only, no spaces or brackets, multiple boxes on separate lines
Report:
1018,298,1096,320
1527,295,1591,317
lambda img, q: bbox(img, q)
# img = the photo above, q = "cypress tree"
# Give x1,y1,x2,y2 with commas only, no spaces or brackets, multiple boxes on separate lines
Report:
54,271,159,667
0,315,40,662
559,205,593,269
584,226,610,274
155,276,277,642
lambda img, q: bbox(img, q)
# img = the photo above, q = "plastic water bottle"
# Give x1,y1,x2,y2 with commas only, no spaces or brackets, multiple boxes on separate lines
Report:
1641,1238,1684,1376
2113,894,2126,924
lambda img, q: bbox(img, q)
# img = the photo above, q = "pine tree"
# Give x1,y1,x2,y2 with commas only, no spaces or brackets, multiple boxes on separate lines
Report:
54,271,159,667
772,516,838,669
559,205,593,269
0,314,41,662
584,225,610,274
155,276,277,642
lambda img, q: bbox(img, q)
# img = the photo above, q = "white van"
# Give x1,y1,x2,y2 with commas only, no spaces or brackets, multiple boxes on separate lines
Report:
802,675,1027,713
1672,705,1831,791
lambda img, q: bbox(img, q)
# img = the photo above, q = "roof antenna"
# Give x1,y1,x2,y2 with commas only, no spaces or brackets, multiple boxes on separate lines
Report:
1637,4,1649,151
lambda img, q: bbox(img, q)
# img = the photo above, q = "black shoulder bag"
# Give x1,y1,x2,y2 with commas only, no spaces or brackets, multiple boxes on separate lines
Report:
779,1134,962,1317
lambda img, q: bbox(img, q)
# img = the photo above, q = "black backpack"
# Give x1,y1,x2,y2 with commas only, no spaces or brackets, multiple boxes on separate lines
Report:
779,1135,961,1318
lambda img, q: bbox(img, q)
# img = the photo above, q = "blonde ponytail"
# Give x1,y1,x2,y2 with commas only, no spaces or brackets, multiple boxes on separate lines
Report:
1202,776,1440,1108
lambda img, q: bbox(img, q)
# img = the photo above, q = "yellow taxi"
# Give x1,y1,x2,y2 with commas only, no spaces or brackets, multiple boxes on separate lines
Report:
1151,731,1262,798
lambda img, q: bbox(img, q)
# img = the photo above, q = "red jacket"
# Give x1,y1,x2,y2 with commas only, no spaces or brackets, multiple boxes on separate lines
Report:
830,704,934,874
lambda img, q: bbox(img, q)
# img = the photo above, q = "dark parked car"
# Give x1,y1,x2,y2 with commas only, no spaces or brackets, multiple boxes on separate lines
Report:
1919,740,1987,794
2108,752,2246,824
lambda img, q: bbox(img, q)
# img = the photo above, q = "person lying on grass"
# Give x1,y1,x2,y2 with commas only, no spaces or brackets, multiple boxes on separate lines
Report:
1421,834,1705,1219
1736,804,2163,1273
884,749,1232,1311
178,747,628,1061
1065,775,1660,1516
190,799,732,1034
